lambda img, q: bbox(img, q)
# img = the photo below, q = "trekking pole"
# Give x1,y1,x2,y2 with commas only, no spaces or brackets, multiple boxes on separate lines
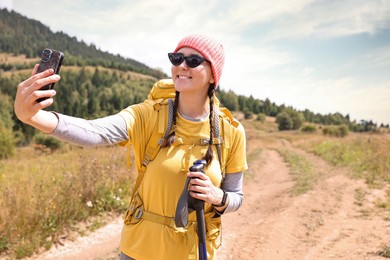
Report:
190,160,208,260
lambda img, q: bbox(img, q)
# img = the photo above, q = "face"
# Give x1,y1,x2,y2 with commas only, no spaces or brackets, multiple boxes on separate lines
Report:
171,47,214,95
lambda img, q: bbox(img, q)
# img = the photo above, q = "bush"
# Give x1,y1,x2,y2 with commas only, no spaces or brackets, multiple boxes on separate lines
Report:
256,113,266,123
243,109,254,119
322,124,349,137
34,135,63,152
338,124,349,137
276,111,293,130
276,109,304,131
301,124,317,133
0,127,15,159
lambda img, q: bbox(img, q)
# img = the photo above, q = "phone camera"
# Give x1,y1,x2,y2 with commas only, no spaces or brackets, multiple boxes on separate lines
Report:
41,49,52,63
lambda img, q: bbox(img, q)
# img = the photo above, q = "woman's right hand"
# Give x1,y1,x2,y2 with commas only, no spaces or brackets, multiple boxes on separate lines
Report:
14,64,61,133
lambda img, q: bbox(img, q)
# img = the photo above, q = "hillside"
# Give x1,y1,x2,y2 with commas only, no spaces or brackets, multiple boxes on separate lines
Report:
0,8,166,79
0,8,388,155
0,8,170,148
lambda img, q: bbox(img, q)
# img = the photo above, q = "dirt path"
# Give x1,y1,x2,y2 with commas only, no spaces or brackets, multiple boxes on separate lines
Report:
28,217,122,260
28,129,390,259
218,147,389,260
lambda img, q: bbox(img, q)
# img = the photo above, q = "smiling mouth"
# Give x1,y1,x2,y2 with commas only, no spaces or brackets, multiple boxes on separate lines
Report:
177,75,192,79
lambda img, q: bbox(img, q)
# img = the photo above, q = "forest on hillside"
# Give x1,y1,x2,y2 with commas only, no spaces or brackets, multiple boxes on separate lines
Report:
0,9,166,79
0,8,388,160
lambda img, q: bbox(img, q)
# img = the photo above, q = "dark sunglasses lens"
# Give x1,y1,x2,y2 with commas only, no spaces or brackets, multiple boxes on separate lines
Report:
185,55,204,68
168,53,184,66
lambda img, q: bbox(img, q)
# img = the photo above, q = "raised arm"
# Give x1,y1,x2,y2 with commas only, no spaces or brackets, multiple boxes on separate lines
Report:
14,65,60,133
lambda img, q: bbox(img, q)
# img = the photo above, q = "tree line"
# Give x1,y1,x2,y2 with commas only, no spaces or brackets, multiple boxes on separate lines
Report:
216,90,388,132
0,8,166,79
0,8,388,159
1,64,387,159
0,66,154,144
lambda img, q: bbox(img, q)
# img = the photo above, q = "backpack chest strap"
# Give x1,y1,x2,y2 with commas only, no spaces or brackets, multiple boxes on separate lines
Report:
172,137,223,146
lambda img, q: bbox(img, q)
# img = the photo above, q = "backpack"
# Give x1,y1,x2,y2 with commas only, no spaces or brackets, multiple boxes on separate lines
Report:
125,79,239,204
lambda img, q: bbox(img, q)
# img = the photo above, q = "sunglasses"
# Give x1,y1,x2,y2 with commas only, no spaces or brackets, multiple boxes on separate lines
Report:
168,53,209,68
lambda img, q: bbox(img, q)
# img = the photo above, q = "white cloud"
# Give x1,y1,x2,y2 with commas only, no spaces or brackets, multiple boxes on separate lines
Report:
325,80,390,124
11,0,390,125
221,43,296,91
226,71,390,124
343,46,390,70
213,0,314,32
266,0,390,39
0,0,13,10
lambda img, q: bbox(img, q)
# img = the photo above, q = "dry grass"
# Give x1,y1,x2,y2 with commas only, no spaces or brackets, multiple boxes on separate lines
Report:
1,115,389,258
61,65,156,80
0,146,134,258
299,134,390,187
287,131,390,214
0,52,156,81
244,116,390,210
0,53,39,64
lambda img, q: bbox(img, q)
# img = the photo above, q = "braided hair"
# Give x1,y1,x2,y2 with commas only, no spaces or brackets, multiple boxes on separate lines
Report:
162,85,216,167
163,91,180,147
201,85,215,166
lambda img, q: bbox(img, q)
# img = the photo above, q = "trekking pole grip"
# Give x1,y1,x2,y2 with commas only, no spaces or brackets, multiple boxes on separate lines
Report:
189,160,208,260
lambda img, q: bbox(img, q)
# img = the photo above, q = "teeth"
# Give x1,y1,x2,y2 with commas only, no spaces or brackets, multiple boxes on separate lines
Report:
178,75,191,79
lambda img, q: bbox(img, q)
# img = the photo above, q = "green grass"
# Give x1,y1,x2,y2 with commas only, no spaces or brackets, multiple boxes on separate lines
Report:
0,146,133,258
309,137,390,187
298,134,390,213
277,148,318,196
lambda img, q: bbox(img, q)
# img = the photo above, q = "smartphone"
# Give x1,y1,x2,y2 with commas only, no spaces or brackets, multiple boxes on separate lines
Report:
36,48,64,102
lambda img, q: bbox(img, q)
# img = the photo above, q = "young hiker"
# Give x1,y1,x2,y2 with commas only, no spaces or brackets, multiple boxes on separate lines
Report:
14,34,248,260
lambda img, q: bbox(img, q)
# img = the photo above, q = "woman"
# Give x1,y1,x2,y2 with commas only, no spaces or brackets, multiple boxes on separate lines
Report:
14,34,247,259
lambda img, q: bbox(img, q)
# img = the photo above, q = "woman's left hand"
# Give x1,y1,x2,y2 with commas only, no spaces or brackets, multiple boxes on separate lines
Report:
187,171,224,205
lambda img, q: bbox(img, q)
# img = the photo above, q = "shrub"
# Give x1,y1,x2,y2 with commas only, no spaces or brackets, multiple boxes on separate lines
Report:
276,109,304,131
322,124,349,137
0,127,15,159
256,113,266,123
34,135,63,152
301,124,317,133
337,124,349,137
243,109,254,119
276,111,293,130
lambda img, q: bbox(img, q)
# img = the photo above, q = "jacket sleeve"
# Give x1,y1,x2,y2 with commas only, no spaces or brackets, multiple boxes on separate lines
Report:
50,112,128,146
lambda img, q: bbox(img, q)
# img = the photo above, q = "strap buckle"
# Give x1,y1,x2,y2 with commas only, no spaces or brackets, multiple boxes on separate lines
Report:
199,137,223,145
134,208,143,219
200,138,209,145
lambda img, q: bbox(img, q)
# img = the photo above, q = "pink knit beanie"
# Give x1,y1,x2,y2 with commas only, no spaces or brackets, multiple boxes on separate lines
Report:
174,34,225,88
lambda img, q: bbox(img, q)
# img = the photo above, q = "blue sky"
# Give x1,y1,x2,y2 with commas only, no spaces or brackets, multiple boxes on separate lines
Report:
2,0,390,125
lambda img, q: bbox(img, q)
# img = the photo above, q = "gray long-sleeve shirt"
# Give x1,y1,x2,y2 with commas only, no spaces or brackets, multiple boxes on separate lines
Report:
50,113,243,213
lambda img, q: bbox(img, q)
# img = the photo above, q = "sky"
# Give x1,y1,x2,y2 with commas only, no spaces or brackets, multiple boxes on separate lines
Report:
1,0,390,125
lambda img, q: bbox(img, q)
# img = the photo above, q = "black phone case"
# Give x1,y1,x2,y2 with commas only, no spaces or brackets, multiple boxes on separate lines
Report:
37,48,64,91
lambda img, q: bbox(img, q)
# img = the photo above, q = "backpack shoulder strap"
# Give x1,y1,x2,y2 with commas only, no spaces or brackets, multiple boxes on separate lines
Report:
130,80,175,199
141,98,174,173
141,79,175,171
216,106,241,179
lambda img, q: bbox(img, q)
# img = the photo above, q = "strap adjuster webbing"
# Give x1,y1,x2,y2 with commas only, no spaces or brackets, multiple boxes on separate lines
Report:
132,206,193,229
